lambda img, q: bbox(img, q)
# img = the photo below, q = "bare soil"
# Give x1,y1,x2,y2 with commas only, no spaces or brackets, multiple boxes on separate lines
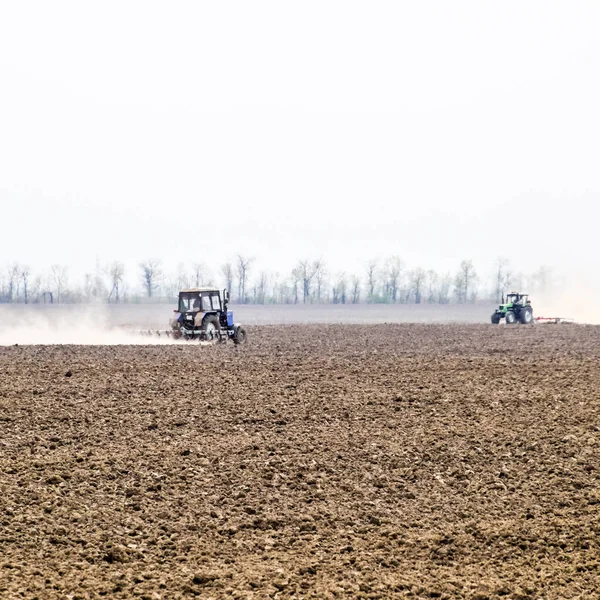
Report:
1,324,600,599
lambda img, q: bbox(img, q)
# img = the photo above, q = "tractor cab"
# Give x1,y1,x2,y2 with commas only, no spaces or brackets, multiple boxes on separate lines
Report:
177,289,223,313
504,292,530,308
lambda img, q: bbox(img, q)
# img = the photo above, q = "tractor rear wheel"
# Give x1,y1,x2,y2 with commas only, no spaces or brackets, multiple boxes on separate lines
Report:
491,313,501,324
233,325,247,345
202,315,221,341
520,306,533,325
505,311,517,324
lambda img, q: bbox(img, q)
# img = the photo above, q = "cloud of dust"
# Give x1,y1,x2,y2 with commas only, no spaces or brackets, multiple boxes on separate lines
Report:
0,306,183,346
534,275,600,325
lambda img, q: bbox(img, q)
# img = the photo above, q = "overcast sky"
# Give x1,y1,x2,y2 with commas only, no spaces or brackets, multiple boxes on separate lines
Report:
0,1,598,285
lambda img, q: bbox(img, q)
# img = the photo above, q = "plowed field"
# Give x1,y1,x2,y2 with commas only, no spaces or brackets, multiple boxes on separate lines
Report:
2,324,600,599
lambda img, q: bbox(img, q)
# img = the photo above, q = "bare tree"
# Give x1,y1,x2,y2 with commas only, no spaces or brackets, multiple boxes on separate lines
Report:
290,268,300,304
221,262,234,293
256,271,268,304
493,257,513,303
174,263,190,291
277,280,293,304
236,255,253,304
366,259,378,301
192,262,210,288
295,259,324,303
332,273,347,304
437,273,452,304
50,265,69,303
30,275,42,303
454,260,478,304
314,260,326,303
20,266,31,304
296,260,314,304
140,260,162,298
163,274,180,302
385,256,404,303
83,270,106,301
410,268,426,304
426,270,439,303
270,272,281,302
351,276,361,304
4,264,19,303
106,262,125,303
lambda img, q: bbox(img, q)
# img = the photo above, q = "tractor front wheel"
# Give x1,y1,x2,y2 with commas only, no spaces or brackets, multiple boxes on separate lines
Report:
505,311,517,324
233,325,247,345
491,313,501,324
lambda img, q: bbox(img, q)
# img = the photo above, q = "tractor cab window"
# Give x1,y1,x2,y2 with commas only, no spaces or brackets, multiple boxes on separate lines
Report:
179,293,202,312
210,293,221,311
201,295,212,311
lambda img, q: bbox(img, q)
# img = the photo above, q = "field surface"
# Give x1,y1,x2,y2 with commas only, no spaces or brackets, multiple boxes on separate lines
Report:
1,324,600,599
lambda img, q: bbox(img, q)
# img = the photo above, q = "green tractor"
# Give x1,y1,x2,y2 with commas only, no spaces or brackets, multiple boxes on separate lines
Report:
491,292,534,325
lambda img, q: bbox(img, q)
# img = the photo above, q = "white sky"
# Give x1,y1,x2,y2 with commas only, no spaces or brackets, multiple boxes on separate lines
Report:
0,1,599,285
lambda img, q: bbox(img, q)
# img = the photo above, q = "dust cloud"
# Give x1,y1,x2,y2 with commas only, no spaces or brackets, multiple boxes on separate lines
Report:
0,306,181,346
534,276,600,325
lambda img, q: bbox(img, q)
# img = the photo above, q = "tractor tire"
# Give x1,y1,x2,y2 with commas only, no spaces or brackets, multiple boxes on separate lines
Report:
505,311,517,324
520,306,533,325
233,325,247,345
491,313,501,325
202,315,221,341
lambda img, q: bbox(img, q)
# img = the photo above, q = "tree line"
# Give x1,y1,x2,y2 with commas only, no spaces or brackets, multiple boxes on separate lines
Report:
0,256,554,305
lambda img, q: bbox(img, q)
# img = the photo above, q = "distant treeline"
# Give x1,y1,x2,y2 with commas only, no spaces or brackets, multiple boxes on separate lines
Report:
0,256,553,305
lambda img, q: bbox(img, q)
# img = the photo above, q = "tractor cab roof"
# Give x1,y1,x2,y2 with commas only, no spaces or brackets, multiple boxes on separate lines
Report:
180,288,220,294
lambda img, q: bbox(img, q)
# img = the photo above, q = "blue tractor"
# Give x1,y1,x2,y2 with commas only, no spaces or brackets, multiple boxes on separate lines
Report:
170,288,247,344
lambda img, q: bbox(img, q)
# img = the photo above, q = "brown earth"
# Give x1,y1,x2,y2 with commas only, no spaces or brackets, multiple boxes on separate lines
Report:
1,324,600,599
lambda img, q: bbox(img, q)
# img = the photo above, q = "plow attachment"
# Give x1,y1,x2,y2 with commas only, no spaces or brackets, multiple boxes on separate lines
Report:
535,317,575,325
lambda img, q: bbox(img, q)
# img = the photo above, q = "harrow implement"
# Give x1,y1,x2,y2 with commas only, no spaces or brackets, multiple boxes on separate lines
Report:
135,329,177,338
132,328,222,343
534,317,575,325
